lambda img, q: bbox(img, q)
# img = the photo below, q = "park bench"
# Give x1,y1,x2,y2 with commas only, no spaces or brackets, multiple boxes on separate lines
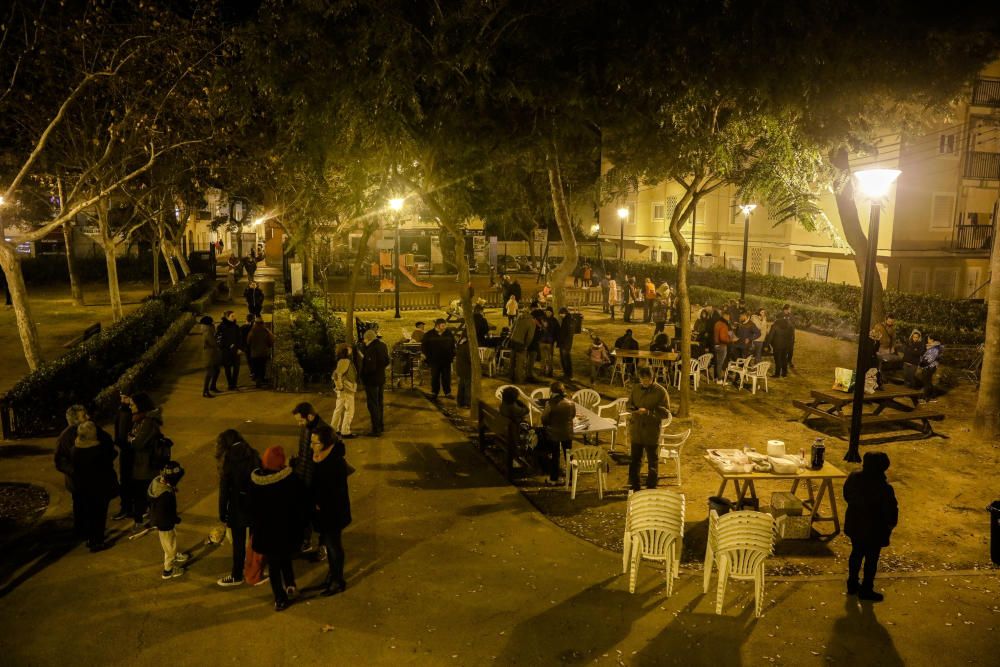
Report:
62,322,101,348
477,399,532,481
792,386,945,442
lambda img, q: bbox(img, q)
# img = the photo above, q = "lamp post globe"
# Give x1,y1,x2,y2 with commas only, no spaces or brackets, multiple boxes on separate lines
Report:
738,203,756,300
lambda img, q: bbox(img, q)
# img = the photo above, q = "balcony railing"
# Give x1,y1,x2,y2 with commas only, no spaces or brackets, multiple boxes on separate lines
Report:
964,151,1000,180
952,223,994,251
972,77,1000,107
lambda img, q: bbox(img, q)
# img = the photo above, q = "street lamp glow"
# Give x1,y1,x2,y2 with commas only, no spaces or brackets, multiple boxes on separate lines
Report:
616,207,629,220
739,203,757,216
252,217,264,226
389,198,405,212
591,223,601,235
0,195,5,205
854,168,901,200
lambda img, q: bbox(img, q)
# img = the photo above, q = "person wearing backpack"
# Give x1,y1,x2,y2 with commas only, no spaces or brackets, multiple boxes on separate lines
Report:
128,392,165,531
215,429,262,588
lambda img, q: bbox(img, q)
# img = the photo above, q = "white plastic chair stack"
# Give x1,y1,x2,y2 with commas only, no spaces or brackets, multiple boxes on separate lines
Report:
621,489,686,595
703,510,776,618
674,358,701,391
572,388,601,412
725,357,753,386
567,445,607,500
478,347,495,377
740,361,771,394
597,397,629,452
657,427,691,485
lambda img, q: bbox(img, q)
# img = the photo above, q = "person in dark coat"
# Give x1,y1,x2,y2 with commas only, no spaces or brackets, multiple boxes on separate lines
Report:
242,255,258,283
901,329,924,388
291,402,327,553
149,461,189,579
128,393,163,529
71,421,119,551
250,446,310,611
499,386,530,424
246,317,274,387
54,405,92,537
112,394,135,520
310,425,352,596
454,330,473,408
201,316,222,397
766,313,795,378
472,304,490,344
421,319,456,400
244,281,265,318
358,328,390,436
843,452,898,602
627,367,671,491
215,430,261,587
217,310,243,390
556,307,575,380
540,382,576,484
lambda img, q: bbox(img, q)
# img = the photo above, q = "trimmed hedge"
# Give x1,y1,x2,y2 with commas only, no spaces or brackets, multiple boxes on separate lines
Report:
271,286,305,393
287,290,348,379
607,260,985,343
0,274,209,436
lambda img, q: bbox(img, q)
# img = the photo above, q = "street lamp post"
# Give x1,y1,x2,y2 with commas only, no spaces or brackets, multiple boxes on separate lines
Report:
389,197,404,319
617,207,628,262
846,168,901,463
738,204,756,300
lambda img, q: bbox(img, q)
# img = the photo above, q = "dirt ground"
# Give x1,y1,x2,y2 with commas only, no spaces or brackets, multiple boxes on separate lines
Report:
0,280,155,394
346,281,998,577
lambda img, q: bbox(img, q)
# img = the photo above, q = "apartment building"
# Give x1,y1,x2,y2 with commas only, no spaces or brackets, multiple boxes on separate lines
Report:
597,62,1000,299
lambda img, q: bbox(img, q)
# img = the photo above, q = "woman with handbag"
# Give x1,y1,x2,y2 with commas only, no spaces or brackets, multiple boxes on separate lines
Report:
215,429,261,587
310,425,352,597
331,344,358,438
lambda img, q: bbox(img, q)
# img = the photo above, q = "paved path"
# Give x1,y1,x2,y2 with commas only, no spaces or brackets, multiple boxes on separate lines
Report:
0,301,997,666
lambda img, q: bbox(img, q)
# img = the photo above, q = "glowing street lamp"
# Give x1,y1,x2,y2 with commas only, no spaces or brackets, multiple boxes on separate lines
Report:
845,168,901,463
738,203,756,300
617,207,629,261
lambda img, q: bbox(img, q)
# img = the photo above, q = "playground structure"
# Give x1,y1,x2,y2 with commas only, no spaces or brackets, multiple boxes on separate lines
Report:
374,250,433,291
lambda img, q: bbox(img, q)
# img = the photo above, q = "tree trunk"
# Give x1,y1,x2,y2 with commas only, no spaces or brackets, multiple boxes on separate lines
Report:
668,186,699,419
305,242,316,288
152,238,161,296
0,243,43,370
973,217,1000,438
345,225,373,342
832,147,886,323
162,241,179,285
57,178,85,306
545,147,578,312
97,197,124,321
169,238,191,276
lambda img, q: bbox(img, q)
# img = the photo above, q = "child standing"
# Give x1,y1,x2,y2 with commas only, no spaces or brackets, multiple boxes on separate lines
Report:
505,294,519,328
148,461,189,579
589,336,612,384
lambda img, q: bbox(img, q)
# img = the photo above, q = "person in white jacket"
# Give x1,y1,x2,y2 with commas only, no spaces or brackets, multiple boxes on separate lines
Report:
331,345,358,438
751,308,770,363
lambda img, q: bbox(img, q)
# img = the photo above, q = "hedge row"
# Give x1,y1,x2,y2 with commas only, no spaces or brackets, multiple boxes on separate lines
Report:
607,260,986,341
287,290,348,378
271,286,305,393
1,274,210,436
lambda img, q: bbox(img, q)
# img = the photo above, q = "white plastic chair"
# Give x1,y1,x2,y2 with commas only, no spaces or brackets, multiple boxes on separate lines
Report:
597,397,630,452
740,361,771,394
622,489,685,595
703,510,776,618
567,446,607,500
696,353,715,385
674,358,700,391
657,428,691,485
495,349,512,375
724,356,753,386
494,384,530,402
478,347,496,377
572,388,601,412
609,355,629,386
530,387,551,403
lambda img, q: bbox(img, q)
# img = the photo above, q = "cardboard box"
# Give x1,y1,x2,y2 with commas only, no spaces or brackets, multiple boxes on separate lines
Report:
776,514,812,540
770,492,804,517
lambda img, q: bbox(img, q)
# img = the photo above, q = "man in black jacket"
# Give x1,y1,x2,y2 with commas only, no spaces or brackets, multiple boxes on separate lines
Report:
359,328,390,436
111,394,135,521
844,452,898,602
421,319,456,400
291,403,327,554
217,310,243,390
556,307,575,381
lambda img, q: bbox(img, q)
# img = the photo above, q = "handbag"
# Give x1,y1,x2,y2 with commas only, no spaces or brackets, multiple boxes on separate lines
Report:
243,533,267,585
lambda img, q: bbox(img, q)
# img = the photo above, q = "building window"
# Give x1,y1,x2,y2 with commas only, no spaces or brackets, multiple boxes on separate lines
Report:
812,262,829,281
767,260,783,276
930,193,956,229
909,268,929,294
932,268,958,298
939,132,956,155
727,257,744,271
652,202,665,220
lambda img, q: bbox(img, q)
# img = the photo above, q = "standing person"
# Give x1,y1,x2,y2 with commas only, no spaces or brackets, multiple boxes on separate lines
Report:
358,329,390,436
622,277,635,323
54,404,92,538
582,263,593,287
538,307,557,376
642,277,657,323
626,367,671,491
505,294,519,328
148,461,189,579
917,334,943,402
732,311,761,360
871,314,897,368
508,308,536,384
216,430,261,588
246,316,274,388
651,297,668,336
843,452,898,602
331,345,358,437
217,310,243,391
291,402,327,554
71,421,119,552
781,304,797,368
422,319,456,400
472,305,490,344
226,253,240,302
901,329,924,388
751,308,770,363
310,425,352,597
556,307,575,381
510,277,523,303
244,281,265,319
540,382,576,485
250,446,309,611
111,394,135,521
454,330,472,409
128,393,163,531
767,312,795,378
600,274,610,313
588,336,612,384
713,311,733,384
201,316,222,398
607,275,619,321
243,254,258,283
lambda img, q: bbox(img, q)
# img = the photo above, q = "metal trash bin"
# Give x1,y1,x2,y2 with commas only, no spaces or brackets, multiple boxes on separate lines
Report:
708,496,734,516
990,501,1000,566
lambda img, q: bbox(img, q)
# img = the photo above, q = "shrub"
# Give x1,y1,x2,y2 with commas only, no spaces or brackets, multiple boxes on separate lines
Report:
286,289,347,378
0,274,209,437
271,288,305,393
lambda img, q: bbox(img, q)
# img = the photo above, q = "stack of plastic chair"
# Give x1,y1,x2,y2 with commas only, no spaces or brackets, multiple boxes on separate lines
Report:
622,489,686,595
567,445,607,500
657,427,691,485
703,510,776,617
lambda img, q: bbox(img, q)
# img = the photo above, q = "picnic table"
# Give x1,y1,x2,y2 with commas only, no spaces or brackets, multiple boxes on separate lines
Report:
706,457,848,536
792,386,945,441
610,348,679,385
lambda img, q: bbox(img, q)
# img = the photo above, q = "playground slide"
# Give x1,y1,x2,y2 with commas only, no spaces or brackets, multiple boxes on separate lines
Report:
398,258,434,288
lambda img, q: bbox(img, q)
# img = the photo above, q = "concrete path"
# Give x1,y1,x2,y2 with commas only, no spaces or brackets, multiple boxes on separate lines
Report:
0,302,997,666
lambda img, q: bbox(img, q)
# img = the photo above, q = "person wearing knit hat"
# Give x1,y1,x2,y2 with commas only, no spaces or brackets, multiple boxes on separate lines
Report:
148,460,189,579
71,420,118,552
250,446,309,611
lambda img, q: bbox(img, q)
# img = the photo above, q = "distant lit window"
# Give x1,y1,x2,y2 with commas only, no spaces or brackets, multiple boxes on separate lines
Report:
767,261,783,276
939,132,956,155
652,203,665,220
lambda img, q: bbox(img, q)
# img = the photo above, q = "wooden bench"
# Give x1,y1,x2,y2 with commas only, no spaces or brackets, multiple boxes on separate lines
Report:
792,399,945,440
63,322,101,348
477,400,524,481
